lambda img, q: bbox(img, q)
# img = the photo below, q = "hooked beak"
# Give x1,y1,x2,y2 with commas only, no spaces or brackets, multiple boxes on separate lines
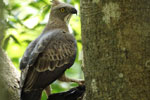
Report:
70,8,77,15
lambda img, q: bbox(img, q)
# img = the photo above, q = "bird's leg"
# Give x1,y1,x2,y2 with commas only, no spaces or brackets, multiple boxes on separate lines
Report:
45,86,51,97
58,74,84,85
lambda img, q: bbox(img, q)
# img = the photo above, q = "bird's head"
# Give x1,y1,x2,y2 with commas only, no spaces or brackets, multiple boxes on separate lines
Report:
50,0,77,23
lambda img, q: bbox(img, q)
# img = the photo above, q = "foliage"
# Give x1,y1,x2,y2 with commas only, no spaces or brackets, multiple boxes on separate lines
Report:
3,0,83,99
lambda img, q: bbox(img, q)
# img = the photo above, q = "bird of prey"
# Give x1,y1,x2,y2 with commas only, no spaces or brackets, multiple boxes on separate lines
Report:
20,0,83,100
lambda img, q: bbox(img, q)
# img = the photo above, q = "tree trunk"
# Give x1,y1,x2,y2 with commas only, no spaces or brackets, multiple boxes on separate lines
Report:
0,0,20,100
81,0,150,100
0,48,20,100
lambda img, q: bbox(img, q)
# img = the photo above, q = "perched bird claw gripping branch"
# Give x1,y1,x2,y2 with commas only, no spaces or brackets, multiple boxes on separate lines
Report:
20,0,84,100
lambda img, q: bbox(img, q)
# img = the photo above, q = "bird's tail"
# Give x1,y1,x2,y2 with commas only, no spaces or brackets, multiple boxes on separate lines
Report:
21,90,42,100
48,85,85,100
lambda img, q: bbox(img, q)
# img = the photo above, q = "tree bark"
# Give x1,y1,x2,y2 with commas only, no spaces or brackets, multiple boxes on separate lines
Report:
81,0,150,100
0,0,20,100
0,48,20,100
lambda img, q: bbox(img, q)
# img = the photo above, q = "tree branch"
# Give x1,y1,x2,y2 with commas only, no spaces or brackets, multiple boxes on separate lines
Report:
0,47,20,100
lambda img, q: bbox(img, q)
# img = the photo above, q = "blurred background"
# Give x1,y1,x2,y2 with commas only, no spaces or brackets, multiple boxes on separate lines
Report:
2,0,83,99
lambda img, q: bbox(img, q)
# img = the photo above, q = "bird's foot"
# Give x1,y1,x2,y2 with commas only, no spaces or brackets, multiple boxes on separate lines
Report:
45,86,51,97
70,79,84,85
58,74,84,85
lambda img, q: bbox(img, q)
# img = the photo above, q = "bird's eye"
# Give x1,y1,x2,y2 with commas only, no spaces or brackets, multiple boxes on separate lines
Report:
60,8,65,12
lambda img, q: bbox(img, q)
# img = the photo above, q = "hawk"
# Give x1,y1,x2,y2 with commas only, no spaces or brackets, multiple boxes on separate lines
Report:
20,0,83,100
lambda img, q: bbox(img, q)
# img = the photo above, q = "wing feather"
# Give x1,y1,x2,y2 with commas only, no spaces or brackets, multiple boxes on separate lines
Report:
35,40,76,71
21,29,77,91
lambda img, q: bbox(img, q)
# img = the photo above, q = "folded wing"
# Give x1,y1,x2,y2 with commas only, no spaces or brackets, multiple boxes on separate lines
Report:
20,29,77,92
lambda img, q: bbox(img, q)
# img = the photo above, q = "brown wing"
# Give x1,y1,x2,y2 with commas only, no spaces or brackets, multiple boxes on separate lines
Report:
35,40,76,72
21,30,77,92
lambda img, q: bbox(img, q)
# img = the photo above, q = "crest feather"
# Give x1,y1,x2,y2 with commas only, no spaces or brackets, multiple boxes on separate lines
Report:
51,0,61,6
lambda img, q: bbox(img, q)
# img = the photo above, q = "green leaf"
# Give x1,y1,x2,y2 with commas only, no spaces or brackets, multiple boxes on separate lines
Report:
29,2,41,9
7,21,16,28
41,5,50,18
41,92,47,100
32,23,45,29
23,40,32,44
11,3,21,10
2,36,11,50
10,35,21,45
22,14,33,21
